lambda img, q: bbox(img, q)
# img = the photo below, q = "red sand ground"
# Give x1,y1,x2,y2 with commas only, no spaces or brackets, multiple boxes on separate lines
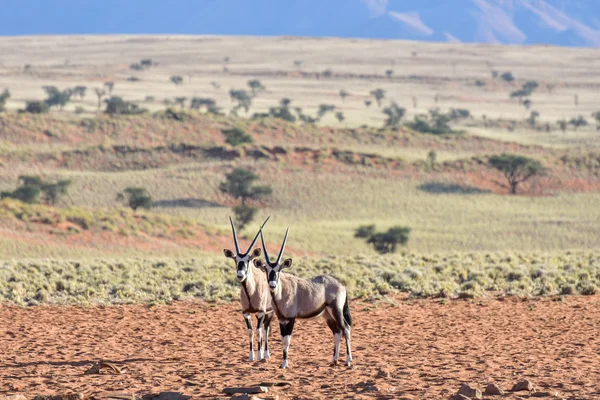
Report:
1,296,600,399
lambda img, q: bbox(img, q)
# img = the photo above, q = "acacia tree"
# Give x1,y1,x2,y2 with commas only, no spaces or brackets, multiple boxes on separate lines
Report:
489,154,544,194
247,80,265,96
43,86,72,110
370,89,386,107
383,102,406,128
229,89,252,114
219,169,272,229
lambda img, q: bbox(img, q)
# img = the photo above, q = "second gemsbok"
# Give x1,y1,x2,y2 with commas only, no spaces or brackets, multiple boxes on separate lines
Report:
254,227,353,369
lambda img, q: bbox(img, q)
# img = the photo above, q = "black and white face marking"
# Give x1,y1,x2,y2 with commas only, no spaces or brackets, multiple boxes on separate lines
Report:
224,248,262,282
254,258,292,291
224,215,271,282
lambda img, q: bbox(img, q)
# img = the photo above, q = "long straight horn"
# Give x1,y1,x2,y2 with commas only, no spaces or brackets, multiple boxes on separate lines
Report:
275,227,290,265
229,216,241,254
260,230,271,264
246,215,271,254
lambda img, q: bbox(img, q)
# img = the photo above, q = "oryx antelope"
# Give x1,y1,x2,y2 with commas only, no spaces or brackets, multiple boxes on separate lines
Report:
254,228,353,369
223,216,274,362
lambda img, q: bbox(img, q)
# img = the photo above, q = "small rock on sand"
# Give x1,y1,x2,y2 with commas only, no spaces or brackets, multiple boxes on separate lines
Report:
449,394,471,400
223,387,269,395
457,384,482,399
531,391,558,398
484,383,505,395
511,380,535,392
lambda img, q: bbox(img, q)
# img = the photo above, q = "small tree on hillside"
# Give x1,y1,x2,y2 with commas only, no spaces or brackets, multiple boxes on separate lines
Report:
223,127,253,146
355,225,411,254
370,89,386,107
489,154,544,194
24,101,50,114
0,89,10,112
43,86,72,110
317,104,336,119
557,120,568,135
339,89,349,102
383,102,406,128
170,76,184,85
247,80,265,96
73,86,87,101
385,69,394,79
569,116,588,131
174,97,187,109
219,168,272,229
229,89,252,114
104,97,146,115
500,72,515,83
94,88,106,110
1,175,71,205
117,187,152,211
335,111,345,123
104,81,115,96
220,169,272,206
592,112,600,130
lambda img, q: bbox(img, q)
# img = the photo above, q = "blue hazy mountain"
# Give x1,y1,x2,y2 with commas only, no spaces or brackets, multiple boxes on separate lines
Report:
1,0,599,47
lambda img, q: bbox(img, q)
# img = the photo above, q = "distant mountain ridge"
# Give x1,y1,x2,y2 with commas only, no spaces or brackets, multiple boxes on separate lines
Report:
1,0,599,47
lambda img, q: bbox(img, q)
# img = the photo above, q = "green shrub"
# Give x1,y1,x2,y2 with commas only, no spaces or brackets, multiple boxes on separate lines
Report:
222,127,253,146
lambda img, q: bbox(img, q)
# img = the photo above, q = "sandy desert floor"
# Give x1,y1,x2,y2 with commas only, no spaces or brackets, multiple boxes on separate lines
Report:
1,296,600,399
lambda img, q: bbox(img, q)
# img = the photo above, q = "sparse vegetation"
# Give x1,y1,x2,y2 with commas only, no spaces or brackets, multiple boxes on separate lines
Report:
222,127,253,146
500,72,515,83
247,79,265,96
0,89,10,112
104,96,146,115
269,98,296,122
339,89,349,102
43,86,72,110
570,116,588,131
355,225,411,254
229,89,252,114
117,187,153,211
407,109,459,135
170,75,184,85
383,102,405,128
370,89,386,107
23,100,50,114
1,176,72,205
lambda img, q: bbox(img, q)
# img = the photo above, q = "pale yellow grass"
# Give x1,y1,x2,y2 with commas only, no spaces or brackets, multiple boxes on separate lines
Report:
1,35,600,147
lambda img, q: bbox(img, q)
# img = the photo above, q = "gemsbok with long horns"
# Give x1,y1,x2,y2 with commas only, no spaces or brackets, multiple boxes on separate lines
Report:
254,227,353,369
224,216,274,361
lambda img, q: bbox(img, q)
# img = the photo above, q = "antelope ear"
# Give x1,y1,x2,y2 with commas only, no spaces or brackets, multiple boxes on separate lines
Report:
282,258,293,269
223,249,235,259
250,247,262,259
253,259,266,271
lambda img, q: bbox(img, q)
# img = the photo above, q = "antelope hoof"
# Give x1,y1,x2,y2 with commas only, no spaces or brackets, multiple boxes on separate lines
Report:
346,360,352,367
330,360,338,366
264,350,271,359
280,360,288,369
248,353,255,362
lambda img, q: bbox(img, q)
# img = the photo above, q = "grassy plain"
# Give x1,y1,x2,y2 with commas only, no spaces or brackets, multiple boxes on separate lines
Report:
0,36,599,302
